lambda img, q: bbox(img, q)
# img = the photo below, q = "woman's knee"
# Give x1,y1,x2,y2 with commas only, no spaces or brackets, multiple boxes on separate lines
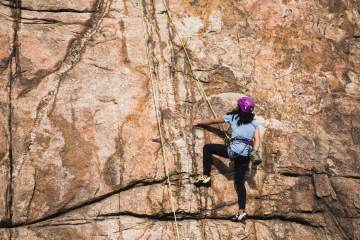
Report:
203,144,213,152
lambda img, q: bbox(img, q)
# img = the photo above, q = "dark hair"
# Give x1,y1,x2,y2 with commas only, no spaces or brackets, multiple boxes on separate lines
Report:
227,107,254,125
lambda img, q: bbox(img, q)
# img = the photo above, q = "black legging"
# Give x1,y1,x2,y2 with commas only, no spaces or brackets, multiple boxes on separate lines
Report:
203,143,250,209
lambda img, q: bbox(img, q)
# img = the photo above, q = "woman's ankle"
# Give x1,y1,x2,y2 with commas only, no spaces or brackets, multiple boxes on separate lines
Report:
238,209,245,214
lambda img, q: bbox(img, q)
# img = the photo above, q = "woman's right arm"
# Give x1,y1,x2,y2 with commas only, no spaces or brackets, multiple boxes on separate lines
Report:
193,117,225,126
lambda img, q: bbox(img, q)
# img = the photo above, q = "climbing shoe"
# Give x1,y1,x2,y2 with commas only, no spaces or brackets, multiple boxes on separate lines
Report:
194,175,211,187
231,212,247,222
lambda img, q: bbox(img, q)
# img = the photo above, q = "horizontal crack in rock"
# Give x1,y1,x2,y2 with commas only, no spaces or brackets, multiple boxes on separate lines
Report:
0,1,95,13
0,172,187,229
29,211,325,229
333,175,360,180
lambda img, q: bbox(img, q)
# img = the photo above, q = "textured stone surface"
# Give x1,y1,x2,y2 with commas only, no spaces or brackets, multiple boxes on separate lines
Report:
313,173,336,199
0,2,14,224
0,0,359,239
0,217,337,240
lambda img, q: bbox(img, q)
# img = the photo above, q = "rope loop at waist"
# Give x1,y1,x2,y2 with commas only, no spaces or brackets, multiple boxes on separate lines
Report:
230,136,253,145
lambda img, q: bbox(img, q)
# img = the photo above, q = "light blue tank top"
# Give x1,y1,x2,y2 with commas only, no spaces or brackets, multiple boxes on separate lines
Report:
224,114,258,156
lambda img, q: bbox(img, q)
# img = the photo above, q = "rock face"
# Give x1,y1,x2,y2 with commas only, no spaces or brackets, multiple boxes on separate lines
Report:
0,0,359,239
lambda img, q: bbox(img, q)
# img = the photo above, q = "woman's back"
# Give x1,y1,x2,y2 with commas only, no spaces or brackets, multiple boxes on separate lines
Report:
225,114,257,139
224,114,258,156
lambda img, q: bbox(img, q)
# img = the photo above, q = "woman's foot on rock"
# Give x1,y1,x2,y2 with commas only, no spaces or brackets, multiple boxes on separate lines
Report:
194,175,211,187
231,212,247,222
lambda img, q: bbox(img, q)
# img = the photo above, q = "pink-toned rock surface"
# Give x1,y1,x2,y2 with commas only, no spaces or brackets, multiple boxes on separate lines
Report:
0,0,359,239
0,3,14,224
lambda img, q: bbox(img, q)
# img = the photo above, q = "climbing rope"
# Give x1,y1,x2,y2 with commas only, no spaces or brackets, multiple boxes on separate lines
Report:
138,2,236,238
160,0,216,116
138,1,181,239
159,0,230,141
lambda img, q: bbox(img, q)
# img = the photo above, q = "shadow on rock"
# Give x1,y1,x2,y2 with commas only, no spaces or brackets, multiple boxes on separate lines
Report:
247,165,258,189
212,157,234,180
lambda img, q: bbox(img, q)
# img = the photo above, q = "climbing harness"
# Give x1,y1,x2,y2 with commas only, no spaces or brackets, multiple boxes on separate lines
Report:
227,136,262,165
139,2,180,240
226,136,253,159
230,136,253,145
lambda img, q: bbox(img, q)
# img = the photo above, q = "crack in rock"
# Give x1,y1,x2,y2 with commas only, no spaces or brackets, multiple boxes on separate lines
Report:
0,1,96,13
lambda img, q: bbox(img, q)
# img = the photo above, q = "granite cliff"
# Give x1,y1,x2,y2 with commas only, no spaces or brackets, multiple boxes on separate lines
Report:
0,0,359,239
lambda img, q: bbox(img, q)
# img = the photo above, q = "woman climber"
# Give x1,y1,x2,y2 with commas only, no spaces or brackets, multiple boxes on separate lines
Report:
192,96,260,222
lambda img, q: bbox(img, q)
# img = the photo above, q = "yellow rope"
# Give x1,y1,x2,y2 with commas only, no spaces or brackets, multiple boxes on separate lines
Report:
138,2,234,239
160,0,229,137
160,0,216,115
139,1,181,239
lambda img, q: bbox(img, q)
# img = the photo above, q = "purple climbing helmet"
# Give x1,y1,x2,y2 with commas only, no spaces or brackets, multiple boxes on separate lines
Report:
237,96,255,112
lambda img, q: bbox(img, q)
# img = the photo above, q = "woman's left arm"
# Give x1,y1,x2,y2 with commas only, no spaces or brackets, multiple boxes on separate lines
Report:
253,128,260,152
